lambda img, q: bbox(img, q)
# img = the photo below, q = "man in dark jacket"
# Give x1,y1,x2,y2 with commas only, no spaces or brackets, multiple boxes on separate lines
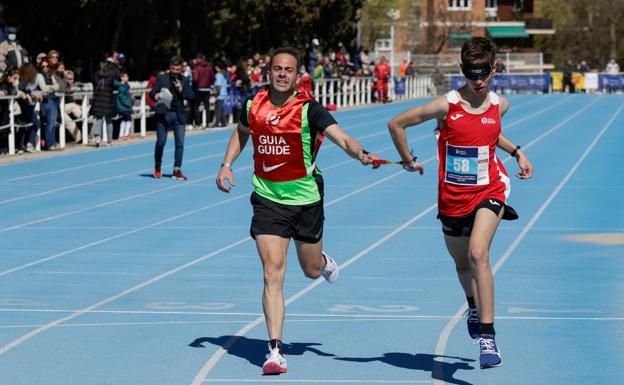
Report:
191,53,214,128
150,56,195,180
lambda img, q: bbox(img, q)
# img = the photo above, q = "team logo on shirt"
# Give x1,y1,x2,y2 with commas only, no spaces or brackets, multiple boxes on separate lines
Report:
450,113,463,121
481,117,497,125
266,112,280,126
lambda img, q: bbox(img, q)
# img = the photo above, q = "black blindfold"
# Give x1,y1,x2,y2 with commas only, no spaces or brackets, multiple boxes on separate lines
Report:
461,62,493,80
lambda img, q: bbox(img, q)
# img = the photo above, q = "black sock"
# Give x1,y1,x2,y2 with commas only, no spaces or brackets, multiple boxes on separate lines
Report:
466,296,476,309
479,323,495,336
269,339,282,352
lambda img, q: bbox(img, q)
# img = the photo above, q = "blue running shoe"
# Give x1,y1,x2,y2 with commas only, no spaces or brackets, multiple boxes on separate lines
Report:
479,334,502,369
463,307,480,339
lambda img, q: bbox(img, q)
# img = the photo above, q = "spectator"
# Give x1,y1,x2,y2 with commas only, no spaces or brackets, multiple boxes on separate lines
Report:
307,38,320,75
399,59,409,79
17,63,42,152
494,58,507,74
91,62,117,147
360,49,371,76
313,53,324,85
35,53,47,67
0,67,20,153
59,69,83,143
562,59,575,93
213,61,228,128
0,26,29,75
406,60,416,77
374,55,391,103
115,71,133,140
150,56,195,180
48,50,60,69
606,58,620,75
296,64,313,94
145,69,161,109
36,60,61,150
577,60,590,73
191,53,215,128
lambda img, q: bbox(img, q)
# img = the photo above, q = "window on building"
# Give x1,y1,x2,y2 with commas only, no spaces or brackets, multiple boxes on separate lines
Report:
448,0,471,11
486,0,497,9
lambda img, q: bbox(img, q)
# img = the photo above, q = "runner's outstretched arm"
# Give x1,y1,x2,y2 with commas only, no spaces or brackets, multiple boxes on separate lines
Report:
387,96,448,173
323,124,379,166
216,122,251,192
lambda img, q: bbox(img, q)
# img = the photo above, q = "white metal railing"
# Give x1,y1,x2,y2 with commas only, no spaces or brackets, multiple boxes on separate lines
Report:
313,75,433,108
2,76,434,156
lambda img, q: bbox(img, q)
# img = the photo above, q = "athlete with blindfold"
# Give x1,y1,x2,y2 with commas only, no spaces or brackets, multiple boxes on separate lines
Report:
387,37,533,369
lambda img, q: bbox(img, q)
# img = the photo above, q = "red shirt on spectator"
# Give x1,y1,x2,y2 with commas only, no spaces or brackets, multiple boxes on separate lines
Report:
374,62,391,82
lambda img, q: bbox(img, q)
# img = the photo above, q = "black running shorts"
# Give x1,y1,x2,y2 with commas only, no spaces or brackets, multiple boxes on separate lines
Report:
250,192,324,243
438,198,518,237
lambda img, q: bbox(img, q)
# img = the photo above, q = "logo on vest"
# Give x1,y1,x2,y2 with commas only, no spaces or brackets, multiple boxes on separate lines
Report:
481,117,497,125
258,135,290,155
262,161,288,172
266,112,280,126
450,113,463,121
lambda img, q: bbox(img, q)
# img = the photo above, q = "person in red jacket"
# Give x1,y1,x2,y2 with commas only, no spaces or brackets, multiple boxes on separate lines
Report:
145,70,159,109
191,54,215,128
374,55,391,103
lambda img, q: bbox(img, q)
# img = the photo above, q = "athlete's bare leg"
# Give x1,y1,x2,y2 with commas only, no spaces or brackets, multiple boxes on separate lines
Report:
444,235,479,308
468,207,504,323
256,234,290,341
295,239,324,279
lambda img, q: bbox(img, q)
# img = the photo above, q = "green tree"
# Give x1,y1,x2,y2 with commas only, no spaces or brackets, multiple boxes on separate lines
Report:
4,0,362,80
535,0,624,70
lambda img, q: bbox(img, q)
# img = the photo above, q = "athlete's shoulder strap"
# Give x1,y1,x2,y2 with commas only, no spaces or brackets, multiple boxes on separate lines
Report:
446,90,459,104
488,91,500,105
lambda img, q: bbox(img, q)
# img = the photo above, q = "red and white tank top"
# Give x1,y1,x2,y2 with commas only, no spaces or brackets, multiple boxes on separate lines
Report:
436,90,511,217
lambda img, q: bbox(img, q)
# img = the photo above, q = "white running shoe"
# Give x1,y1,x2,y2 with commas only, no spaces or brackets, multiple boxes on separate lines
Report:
321,252,339,283
262,346,287,375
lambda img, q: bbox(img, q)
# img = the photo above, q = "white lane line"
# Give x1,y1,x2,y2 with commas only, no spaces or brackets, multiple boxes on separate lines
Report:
4,137,231,182
203,380,432,384
190,204,439,385
432,96,622,384
0,163,253,233
0,193,250,277
0,150,231,205
0,153,421,355
0,95,567,234
0,237,251,356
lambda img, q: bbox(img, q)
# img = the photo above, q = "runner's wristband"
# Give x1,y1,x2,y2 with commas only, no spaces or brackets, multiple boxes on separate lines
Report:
402,156,418,170
510,145,521,158
220,162,231,168
358,149,370,161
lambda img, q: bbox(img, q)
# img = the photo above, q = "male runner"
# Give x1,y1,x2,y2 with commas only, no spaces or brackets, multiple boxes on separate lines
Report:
387,37,533,369
216,47,378,375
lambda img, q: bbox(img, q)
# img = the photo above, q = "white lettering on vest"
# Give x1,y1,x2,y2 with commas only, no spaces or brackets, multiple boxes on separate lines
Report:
258,135,290,155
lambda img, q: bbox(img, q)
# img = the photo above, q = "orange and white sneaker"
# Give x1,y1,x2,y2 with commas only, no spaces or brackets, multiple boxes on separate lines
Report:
153,168,162,179
262,346,287,375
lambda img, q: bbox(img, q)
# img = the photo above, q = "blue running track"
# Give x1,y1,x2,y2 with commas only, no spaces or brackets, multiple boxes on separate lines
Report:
0,94,623,385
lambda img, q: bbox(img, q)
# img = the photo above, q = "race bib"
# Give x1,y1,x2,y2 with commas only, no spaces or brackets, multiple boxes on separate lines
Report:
445,144,489,185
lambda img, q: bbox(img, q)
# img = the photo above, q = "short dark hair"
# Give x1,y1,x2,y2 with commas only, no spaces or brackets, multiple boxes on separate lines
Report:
269,47,301,69
461,37,496,65
170,56,184,67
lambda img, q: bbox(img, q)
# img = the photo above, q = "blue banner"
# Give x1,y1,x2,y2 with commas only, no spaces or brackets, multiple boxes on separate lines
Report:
598,74,624,89
394,77,406,96
451,73,551,91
